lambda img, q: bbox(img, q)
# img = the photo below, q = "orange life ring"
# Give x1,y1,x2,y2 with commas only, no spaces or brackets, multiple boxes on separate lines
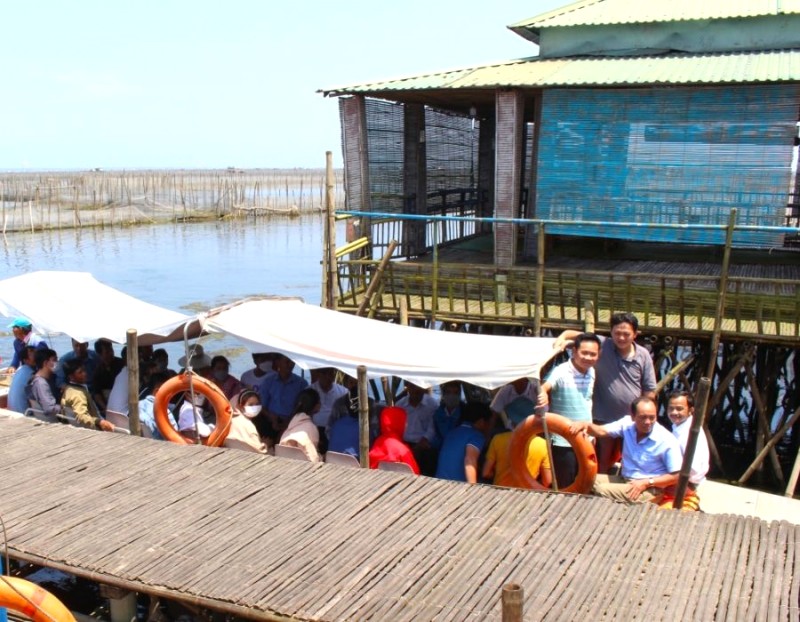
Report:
153,372,232,447
0,576,76,622
509,413,597,494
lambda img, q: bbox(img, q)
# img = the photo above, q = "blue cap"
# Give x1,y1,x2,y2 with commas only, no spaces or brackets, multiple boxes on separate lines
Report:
8,317,32,329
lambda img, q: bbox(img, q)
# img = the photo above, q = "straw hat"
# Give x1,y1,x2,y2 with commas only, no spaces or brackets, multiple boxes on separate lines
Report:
178,344,211,369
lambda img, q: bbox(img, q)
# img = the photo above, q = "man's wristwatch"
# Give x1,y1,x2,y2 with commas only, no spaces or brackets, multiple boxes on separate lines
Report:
647,477,655,487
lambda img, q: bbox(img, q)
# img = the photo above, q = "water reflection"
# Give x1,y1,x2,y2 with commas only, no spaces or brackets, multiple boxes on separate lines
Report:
0,215,342,375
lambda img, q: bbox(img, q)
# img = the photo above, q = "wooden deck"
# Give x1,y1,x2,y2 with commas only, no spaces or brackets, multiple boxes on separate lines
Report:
2,414,799,621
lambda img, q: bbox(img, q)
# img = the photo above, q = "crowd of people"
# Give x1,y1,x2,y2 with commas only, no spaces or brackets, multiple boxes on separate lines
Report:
3,311,710,506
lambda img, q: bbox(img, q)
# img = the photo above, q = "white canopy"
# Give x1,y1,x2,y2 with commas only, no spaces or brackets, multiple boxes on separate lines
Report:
204,298,558,390
0,271,201,345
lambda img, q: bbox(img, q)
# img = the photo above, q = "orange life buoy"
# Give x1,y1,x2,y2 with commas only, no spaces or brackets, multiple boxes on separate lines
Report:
509,413,597,494
0,576,76,622
153,372,232,447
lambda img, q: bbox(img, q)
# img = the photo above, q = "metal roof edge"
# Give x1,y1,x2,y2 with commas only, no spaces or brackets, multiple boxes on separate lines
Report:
319,56,538,97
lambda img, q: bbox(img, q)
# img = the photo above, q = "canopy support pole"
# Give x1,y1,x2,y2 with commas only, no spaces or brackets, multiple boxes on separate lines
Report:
357,365,370,468
126,329,141,437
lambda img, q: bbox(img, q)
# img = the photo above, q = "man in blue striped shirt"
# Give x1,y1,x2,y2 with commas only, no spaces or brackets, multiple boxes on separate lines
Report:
540,332,601,487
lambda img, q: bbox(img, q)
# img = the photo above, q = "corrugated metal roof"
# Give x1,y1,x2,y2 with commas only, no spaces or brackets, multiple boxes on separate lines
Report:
511,0,800,30
322,49,800,96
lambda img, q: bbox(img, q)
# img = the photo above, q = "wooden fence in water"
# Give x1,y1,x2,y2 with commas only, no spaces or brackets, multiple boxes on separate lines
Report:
0,169,345,232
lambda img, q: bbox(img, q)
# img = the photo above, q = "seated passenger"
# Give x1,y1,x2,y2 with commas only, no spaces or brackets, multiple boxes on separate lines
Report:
7,346,36,413
152,348,177,378
56,339,100,391
310,367,349,453
259,354,309,441
61,359,114,431
435,402,492,483
369,406,419,474
490,376,544,430
137,372,171,440
433,380,465,448
396,382,438,476
6,317,47,372
28,348,62,417
327,405,360,460
176,389,213,442
659,389,710,511
240,352,274,390
482,428,552,490
279,388,321,462
224,390,267,454
570,396,682,504
92,338,124,413
210,355,243,400
326,375,380,445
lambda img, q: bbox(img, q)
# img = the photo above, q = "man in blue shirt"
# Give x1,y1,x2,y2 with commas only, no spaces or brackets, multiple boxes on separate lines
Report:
435,401,492,483
7,346,36,412
7,318,47,371
569,396,682,504
258,353,308,441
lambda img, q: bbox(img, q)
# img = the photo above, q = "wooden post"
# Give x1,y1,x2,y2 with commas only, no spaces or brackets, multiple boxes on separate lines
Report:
323,151,338,310
739,406,800,485
705,209,737,381
786,442,800,497
431,219,439,328
126,329,141,437
356,240,398,317
533,224,545,335
501,583,523,622
746,361,784,482
357,365,370,468
673,377,711,509
583,300,595,333
399,298,409,326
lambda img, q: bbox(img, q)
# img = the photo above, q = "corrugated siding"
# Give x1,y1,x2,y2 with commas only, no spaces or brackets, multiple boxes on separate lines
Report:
535,85,798,247
511,0,800,29
322,50,800,96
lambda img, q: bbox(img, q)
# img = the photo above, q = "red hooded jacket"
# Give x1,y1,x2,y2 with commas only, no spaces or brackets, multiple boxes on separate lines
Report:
369,406,420,474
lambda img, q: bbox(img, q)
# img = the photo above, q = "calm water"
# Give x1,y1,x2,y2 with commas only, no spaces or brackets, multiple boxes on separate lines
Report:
0,215,343,375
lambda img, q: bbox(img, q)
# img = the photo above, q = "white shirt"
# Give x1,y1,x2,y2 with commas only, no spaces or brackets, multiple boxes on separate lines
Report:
177,400,213,437
672,417,710,485
310,380,349,427
106,367,129,414
490,380,539,414
396,393,438,444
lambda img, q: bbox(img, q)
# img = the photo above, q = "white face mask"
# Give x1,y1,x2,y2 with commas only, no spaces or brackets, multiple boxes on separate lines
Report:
47,361,57,372
258,362,273,372
243,404,262,418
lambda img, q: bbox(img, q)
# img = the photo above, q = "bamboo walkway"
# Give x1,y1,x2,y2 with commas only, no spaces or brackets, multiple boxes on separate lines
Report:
1,415,799,621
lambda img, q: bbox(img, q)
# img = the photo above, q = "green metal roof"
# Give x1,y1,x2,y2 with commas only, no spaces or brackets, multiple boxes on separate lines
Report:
322,49,800,97
510,0,800,31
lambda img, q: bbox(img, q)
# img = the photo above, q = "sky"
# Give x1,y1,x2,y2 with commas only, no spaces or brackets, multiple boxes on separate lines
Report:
1,0,564,171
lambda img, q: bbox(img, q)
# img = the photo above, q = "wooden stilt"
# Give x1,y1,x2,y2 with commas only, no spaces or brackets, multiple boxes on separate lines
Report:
745,361,784,484
739,406,800,484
